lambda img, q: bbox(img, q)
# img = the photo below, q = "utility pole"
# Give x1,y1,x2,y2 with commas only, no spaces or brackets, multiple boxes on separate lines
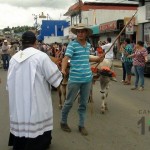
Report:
32,14,38,34
78,0,82,23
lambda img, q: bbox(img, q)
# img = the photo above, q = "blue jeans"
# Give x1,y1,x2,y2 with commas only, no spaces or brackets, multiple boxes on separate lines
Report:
61,81,92,127
134,66,145,87
122,62,126,81
2,54,10,70
124,62,132,75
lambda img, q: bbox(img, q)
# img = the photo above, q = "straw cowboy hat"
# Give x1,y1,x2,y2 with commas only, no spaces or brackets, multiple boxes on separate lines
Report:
71,23,93,36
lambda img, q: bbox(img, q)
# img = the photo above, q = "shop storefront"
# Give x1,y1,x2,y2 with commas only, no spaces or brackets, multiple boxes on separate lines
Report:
99,20,124,49
89,23,121,52
137,1,150,43
124,17,137,44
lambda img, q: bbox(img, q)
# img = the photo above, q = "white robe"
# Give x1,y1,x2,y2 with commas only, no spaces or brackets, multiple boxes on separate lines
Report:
7,47,62,138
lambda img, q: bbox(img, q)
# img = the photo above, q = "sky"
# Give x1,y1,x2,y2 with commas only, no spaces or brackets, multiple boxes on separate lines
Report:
0,0,128,29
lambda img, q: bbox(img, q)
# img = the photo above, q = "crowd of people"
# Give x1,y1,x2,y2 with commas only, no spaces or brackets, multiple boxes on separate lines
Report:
119,38,148,91
0,39,68,71
90,37,149,91
37,42,68,59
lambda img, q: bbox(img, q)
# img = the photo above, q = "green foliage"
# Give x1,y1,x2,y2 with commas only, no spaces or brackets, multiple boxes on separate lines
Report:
3,26,34,33
3,26,11,32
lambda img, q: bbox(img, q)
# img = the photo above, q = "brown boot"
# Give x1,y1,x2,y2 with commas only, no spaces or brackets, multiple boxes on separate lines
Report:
60,123,71,132
124,75,131,85
124,82,131,85
79,126,88,136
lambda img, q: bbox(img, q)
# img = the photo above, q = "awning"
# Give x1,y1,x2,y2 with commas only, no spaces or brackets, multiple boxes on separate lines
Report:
90,25,100,35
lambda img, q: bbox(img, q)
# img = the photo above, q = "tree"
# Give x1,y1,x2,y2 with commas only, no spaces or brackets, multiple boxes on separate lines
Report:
3,26,34,34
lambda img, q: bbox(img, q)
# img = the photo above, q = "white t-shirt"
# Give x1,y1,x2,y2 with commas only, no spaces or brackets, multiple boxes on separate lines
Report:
101,43,114,59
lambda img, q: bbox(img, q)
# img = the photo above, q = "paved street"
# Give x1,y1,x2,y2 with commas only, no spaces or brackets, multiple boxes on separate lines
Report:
0,67,150,150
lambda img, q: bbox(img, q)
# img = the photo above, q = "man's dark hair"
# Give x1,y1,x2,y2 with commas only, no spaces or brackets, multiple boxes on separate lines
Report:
125,38,130,44
137,41,144,47
107,37,111,43
21,31,36,50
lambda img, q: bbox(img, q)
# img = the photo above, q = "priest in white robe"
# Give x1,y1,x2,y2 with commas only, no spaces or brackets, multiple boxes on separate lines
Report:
7,31,62,150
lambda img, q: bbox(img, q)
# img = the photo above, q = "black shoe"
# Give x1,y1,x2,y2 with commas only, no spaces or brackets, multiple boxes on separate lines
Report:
60,123,71,132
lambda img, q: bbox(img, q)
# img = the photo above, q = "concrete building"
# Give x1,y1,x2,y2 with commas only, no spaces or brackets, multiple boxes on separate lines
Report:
38,20,69,43
137,0,150,46
64,0,138,48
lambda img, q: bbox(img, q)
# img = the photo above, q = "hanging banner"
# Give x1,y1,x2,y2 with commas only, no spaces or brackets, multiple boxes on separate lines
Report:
124,17,135,35
100,21,117,33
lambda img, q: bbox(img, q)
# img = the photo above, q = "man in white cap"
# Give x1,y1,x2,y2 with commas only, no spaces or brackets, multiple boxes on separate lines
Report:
60,23,104,136
1,39,10,70
7,31,62,150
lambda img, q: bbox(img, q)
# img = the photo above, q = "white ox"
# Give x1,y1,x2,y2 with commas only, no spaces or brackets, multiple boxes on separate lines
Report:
56,56,115,113
92,59,115,114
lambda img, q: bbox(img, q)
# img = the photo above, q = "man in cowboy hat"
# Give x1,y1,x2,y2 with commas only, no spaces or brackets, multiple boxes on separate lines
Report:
60,23,104,136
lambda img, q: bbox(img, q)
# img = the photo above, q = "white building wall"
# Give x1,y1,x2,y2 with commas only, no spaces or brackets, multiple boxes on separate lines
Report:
82,9,137,26
137,6,149,24
44,36,68,44
64,27,69,36
63,26,77,40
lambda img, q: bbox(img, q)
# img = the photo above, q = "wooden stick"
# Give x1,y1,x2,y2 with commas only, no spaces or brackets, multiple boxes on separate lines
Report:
74,91,80,101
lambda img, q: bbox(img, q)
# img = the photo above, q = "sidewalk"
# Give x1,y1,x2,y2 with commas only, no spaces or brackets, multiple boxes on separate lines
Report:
113,59,122,68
